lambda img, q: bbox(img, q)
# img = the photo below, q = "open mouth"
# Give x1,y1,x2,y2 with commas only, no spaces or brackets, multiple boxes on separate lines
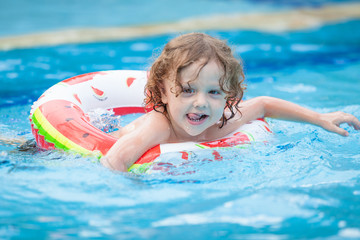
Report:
186,113,209,124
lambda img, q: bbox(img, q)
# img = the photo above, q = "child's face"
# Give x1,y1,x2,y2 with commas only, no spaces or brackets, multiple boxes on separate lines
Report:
161,59,227,138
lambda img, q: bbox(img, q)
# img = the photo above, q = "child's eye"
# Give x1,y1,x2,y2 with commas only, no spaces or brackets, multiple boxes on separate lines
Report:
183,88,195,94
209,90,221,95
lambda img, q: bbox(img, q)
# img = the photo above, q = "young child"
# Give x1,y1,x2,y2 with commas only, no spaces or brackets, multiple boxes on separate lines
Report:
101,33,360,172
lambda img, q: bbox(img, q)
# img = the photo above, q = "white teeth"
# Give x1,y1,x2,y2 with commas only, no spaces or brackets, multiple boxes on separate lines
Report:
190,117,201,121
187,114,207,121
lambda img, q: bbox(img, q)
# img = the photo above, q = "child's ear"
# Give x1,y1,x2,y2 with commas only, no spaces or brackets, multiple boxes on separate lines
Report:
160,83,168,104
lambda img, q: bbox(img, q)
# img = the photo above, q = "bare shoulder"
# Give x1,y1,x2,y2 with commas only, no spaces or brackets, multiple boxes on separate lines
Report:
109,111,171,143
144,111,171,131
217,97,266,136
132,111,171,143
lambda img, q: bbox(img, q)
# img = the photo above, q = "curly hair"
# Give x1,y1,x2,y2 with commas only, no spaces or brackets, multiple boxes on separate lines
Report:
145,32,246,127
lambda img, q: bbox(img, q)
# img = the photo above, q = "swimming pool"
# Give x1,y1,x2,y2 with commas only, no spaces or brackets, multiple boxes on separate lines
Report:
1,1,360,239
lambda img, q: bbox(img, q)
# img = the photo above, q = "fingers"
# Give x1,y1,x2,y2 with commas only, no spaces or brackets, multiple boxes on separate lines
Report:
336,128,349,137
341,113,360,130
347,121,360,131
328,112,360,136
326,123,349,137
350,116,360,130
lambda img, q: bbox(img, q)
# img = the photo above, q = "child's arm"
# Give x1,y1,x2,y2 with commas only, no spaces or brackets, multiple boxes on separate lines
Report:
0,136,26,146
100,111,170,172
239,96,360,136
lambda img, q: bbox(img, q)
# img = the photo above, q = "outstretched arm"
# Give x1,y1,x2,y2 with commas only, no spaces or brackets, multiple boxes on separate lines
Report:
240,96,360,136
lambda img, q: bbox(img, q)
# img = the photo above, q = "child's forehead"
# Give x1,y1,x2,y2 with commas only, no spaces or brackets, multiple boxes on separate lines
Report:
179,58,224,81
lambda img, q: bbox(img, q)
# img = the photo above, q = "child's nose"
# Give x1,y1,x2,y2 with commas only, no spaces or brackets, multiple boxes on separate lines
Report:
193,92,208,108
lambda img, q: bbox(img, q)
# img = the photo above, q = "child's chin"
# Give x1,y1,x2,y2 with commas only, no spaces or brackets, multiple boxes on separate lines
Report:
184,126,207,137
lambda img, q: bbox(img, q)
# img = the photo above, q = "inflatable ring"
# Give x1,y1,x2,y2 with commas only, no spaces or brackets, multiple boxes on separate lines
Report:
29,70,272,173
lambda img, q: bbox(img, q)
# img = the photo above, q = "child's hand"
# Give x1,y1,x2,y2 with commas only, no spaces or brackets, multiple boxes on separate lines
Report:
318,112,360,136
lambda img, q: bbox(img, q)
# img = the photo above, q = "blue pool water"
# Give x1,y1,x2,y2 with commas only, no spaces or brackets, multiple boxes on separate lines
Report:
1,2,360,239
2,0,357,37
